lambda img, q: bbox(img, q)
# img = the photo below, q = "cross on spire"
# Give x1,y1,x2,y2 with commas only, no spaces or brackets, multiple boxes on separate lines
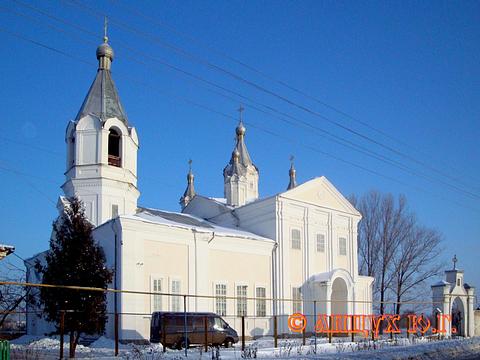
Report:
290,155,295,165
188,159,192,171
103,16,109,43
452,254,458,270
238,104,244,121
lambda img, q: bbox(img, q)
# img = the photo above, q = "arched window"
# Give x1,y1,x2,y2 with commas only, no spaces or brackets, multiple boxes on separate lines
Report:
108,129,121,167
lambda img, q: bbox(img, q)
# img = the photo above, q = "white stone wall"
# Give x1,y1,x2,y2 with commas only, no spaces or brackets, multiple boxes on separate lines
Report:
94,217,275,341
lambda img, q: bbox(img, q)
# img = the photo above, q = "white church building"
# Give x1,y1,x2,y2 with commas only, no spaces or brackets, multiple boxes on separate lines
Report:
26,36,374,341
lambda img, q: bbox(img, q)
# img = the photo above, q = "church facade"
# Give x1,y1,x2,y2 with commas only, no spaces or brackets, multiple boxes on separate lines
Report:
26,37,373,341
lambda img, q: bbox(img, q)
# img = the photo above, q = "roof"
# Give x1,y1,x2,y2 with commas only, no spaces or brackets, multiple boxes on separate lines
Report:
75,69,128,124
121,207,273,242
432,280,450,287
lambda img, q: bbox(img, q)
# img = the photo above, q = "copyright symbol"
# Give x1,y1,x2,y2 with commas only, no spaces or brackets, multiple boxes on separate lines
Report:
288,313,307,333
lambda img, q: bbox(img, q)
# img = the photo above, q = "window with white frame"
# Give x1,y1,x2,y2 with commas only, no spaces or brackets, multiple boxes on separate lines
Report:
291,229,301,250
215,284,227,316
339,237,347,256
171,280,181,311
256,287,266,317
292,287,302,314
316,234,325,252
152,278,162,312
237,285,248,317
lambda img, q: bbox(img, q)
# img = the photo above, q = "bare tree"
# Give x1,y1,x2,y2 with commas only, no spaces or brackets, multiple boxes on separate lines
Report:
376,194,412,317
351,191,440,323
349,192,382,277
0,261,29,330
392,225,443,314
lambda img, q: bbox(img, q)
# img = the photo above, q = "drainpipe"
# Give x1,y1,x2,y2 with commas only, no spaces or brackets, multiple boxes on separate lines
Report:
110,219,119,338
272,242,278,317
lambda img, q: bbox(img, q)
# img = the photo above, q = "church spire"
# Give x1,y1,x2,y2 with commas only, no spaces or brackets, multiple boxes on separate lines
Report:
287,155,297,190
75,21,128,124
97,17,114,71
224,106,255,174
223,106,259,207
180,160,196,210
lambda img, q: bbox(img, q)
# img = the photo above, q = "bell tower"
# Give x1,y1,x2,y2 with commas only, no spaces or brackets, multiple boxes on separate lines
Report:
62,32,140,226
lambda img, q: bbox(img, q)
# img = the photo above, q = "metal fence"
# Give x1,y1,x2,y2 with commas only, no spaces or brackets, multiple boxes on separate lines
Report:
0,281,470,358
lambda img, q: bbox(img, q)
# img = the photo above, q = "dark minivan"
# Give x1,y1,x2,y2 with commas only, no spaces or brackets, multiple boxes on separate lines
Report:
150,312,239,349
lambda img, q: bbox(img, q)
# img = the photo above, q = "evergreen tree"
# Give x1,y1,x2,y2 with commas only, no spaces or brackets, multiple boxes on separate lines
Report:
35,197,113,357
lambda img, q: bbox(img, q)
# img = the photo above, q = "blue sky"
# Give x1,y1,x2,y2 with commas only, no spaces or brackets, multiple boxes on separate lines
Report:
0,1,479,300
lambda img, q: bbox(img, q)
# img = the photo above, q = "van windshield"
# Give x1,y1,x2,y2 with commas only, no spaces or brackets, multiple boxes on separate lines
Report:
214,317,227,329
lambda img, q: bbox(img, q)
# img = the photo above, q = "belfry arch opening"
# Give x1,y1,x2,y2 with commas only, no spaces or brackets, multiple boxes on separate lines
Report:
108,128,121,167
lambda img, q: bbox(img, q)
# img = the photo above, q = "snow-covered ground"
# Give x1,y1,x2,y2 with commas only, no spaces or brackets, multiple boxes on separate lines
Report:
9,335,480,359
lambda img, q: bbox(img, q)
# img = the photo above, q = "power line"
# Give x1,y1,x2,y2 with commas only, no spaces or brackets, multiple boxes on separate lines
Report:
0,25,479,214
65,0,480,191
110,0,480,188
4,1,480,203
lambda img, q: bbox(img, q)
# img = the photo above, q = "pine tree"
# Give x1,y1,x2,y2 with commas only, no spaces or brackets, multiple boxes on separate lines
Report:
35,197,113,358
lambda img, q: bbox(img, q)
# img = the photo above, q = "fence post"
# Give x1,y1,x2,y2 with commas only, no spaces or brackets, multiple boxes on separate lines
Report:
406,316,410,339
273,315,278,348
59,310,65,360
162,315,167,353
241,315,245,351
204,316,208,353
371,317,375,341
183,295,188,357
313,301,317,353
114,312,119,356
328,314,332,344
351,315,354,342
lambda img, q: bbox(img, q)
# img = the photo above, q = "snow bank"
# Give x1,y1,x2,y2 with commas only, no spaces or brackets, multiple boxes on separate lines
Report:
90,336,129,350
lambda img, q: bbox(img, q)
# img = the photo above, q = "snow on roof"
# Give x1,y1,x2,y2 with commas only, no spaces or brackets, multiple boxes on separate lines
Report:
208,197,227,204
121,207,273,242
432,280,450,287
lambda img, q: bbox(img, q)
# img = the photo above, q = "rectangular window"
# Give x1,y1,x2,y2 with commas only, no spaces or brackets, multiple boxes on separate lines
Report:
237,285,248,317
171,280,181,311
339,237,347,256
316,234,325,252
292,287,302,314
215,284,227,316
152,278,162,312
256,287,266,317
291,229,301,250
112,204,119,218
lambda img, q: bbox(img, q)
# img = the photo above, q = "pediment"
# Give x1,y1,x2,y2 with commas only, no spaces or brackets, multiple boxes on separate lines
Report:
280,177,360,216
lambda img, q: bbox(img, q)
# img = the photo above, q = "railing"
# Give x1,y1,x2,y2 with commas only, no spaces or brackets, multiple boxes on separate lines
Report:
0,281,462,358
0,340,10,360
108,155,121,167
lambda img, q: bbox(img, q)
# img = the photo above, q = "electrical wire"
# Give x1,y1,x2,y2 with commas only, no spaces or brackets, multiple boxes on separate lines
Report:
0,25,479,214
65,0,480,191
4,1,480,202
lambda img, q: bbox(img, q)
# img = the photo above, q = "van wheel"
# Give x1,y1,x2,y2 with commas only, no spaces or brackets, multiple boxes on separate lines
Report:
224,338,234,348
177,338,190,350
